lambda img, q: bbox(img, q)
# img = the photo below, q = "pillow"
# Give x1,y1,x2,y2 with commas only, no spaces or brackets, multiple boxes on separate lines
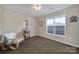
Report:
4,32,16,39
0,35,8,44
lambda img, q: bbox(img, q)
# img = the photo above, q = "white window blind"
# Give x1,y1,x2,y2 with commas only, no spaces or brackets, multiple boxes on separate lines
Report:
46,15,66,36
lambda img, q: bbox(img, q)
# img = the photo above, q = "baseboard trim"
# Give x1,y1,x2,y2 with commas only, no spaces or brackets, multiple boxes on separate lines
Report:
34,35,79,48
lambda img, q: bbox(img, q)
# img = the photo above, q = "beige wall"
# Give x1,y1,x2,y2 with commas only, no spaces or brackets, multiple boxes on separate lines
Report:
36,5,79,48
0,7,2,35
0,7,37,37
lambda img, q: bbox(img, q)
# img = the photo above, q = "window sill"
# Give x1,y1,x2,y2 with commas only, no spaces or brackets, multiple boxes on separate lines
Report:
47,32,66,38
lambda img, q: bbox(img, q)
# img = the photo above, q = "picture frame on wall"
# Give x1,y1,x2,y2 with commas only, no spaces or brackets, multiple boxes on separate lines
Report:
39,21,43,26
70,16,78,22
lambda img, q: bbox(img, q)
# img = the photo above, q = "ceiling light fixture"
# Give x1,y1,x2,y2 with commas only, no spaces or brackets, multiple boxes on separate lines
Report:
32,4,42,11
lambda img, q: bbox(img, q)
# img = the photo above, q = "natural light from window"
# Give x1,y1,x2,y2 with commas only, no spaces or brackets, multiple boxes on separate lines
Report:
46,15,66,36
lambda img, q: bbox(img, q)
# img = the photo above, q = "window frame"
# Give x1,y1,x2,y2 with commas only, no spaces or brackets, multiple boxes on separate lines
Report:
46,15,67,38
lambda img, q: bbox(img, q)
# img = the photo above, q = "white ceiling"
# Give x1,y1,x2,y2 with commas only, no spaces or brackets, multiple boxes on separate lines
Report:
0,4,74,17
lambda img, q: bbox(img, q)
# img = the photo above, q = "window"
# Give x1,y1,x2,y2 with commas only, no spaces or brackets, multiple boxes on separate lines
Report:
46,19,54,33
46,15,66,36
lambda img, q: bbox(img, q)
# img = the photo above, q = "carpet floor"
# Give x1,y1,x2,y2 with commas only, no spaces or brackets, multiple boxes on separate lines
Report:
0,36,78,54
